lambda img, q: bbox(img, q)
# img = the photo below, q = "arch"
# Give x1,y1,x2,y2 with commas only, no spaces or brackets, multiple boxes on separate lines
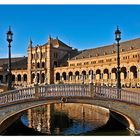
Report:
69,71,73,81
130,66,137,79
75,71,80,80
41,73,45,83
42,62,45,68
121,67,127,79
31,73,35,83
89,70,93,75
82,70,86,75
17,74,21,82
37,62,40,68
12,75,15,82
0,97,136,134
56,72,60,81
103,69,109,79
62,72,66,81
96,69,101,79
23,74,27,82
111,68,117,79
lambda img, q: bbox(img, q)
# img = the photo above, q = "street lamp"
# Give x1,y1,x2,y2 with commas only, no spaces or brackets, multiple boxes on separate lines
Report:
115,26,121,98
7,26,13,90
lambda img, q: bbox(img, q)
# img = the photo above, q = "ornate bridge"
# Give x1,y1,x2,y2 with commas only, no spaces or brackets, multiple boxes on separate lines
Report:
0,84,140,134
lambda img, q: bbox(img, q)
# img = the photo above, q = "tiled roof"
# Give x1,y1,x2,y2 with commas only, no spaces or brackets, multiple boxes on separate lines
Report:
42,38,72,49
70,38,140,60
0,57,27,67
2,57,27,70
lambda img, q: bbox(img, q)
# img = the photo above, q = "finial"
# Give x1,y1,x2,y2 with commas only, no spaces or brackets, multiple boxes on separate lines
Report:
9,26,11,31
30,37,32,44
28,37,33,48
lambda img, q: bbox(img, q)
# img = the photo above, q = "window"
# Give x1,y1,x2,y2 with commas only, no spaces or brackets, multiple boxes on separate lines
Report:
77,63,82,66
84,62,89,65
91,61,96,64
98,60,104,63
70,64,75,66
106,59,112,62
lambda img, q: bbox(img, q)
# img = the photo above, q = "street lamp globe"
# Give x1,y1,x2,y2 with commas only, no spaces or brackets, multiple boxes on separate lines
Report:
7,26,13,43
115,26,121,42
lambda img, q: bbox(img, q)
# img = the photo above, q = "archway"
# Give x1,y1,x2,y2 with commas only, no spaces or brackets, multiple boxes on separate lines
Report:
69,72,73,81
103,69,109,79
121,67,127,79
17,74,21,82
41,73,45,83
96,69,101,80
111,68,117,80
130,66,137,79
75,71,80,80
56,73,60,81
62,72,66,81
23,74,27,82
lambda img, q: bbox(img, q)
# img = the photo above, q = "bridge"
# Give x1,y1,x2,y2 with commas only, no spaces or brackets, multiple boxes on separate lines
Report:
0,84,140,134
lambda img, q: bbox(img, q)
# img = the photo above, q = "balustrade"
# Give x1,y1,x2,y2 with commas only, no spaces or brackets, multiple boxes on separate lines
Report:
0,83,140,106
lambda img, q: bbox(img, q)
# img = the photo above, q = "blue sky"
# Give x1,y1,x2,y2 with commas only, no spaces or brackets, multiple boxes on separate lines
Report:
0,5,140,58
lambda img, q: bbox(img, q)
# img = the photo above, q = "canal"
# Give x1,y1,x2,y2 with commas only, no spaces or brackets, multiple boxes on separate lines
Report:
1,103,135,136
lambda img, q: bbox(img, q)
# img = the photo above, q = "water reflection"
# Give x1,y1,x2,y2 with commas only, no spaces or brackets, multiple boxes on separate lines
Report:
21,103,110,135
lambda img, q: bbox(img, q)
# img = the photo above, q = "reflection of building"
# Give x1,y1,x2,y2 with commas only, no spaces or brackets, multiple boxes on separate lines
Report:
27,103,109,134
0,36,140,88
28,105,51,134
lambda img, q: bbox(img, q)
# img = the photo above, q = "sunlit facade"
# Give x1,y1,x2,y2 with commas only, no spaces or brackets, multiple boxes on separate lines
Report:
0,36,140,88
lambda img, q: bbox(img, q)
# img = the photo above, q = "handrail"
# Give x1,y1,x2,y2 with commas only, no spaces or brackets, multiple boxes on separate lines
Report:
0,84,140,106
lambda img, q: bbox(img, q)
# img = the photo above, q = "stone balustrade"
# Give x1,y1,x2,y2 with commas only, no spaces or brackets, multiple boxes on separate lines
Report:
0,84,140,107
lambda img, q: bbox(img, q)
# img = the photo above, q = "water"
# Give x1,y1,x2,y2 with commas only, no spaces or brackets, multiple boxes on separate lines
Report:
2,103,135,136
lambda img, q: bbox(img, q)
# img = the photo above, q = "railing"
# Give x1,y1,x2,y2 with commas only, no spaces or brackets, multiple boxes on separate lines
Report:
94,85,140,105
0,84,140,107
0,84,90,106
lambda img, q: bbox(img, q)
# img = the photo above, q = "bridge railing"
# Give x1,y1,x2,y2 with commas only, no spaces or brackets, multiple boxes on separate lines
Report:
39,84,90,97
0,87,36,105
0,84,91,106
94,85,140,105
0,84,140,106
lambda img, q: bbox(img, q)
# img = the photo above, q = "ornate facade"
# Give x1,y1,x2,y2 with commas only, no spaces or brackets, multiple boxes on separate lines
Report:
0,36,140,88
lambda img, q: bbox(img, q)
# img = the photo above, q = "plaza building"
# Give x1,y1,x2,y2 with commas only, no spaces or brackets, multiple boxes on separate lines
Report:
0,36,140,88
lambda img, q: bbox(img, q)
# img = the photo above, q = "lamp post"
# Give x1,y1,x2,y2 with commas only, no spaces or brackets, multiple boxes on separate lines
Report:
115,26,121,98
7,26,13,90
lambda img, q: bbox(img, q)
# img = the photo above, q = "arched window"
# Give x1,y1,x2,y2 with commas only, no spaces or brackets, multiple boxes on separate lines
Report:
42,62,45,68
56,72,60,81
23,74,27,81
130,66,137,79
41,73,45,83
62,72,66,80
121,67,127,79
103,69,109,79
17,74,21,81
37,62,40,68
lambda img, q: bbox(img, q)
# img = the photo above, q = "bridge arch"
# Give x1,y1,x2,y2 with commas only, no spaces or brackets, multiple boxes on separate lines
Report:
0,98,135,134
